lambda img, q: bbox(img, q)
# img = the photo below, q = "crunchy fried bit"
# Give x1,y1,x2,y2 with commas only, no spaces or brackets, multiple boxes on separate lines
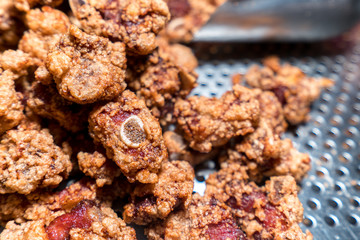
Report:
2,200,136,240
19,6,71,63
127,39,198,125
14,0,63,12
78,150,122,187
123,160,194,225
0,50,40,78
0,0,25,50
204,163,312,240
245,56,333,125
0,70,25,135
163,0,226,42
89,90,168,183
46,25,127,104
174,85,260,153
26,81,90,132
69,0,170,55
0,127,72,194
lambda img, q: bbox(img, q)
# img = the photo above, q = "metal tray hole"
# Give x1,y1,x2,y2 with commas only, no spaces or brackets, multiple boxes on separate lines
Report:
342,139,356,150
320,154,332,163
346,214,360,226
334,182,346,192
349,115,359,126
328,198,342,209
311,182,324,194
307,198,321,210
303,216,316,228
335,167,348,177
324,215,339,227
324,139,336,149
316,168,328,178
350,197,360,208
330,115,343,126
339,152,352,163
344,126,358,137
317,104,329,114
328,127,340,138
334,104,346,115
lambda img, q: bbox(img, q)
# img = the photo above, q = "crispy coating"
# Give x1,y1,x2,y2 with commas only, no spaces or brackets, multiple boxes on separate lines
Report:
174,85,260,153
26,81,90,132
89,90,168,183
78,150,122,187
127,38,198,125
69,0,170,55
0,127,72,194
245,56,333,125
19,6,71,63
0,70,25,135
46,25,127,104
14,0,63,12
123,160,194,225
1,201,136,240
0,50,40,78
163,0,226,42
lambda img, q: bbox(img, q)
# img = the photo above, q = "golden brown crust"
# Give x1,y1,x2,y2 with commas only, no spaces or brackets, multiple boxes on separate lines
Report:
174,85,260,153
70,0,170,55
14,0,63,12
123,160,194,225
46,25,127,104
89,90,168,184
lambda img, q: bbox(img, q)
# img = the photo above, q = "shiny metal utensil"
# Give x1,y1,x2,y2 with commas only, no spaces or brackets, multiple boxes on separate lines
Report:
193,0,360,42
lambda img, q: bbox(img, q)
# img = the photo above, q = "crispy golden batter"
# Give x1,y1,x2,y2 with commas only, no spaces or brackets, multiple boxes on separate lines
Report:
89,90,168,183
19,6,71,63
0,70,25,135
245,56,333,125
70,0,170,55
123,160,194,225
163,0,226,42
127,38,197,125
0,50,40,78
26,81,90,132
46,25,127,104
174,85,260,153
14,0,63,12
0,127,72,194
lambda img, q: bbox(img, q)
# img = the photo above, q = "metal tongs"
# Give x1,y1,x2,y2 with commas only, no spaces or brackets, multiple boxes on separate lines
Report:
193,0,360,42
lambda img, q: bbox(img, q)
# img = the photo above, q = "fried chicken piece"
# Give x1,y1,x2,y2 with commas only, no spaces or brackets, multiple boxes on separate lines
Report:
245,56,333,125
0,70,25,135
78,150,122,187
26,81,90,132
69,0,170,55
0,0,25,50
127,38,198,125
0,127,72,194
1,200,136,240
123,160,194,225
46,25,127,104
14,0,63,12
0,50,40,78
163,0,226,42
89,90,168,184
19,6,71,64
174,85,260,153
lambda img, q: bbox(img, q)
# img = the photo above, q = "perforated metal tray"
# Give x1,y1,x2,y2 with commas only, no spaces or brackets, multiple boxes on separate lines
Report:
190,30,360,240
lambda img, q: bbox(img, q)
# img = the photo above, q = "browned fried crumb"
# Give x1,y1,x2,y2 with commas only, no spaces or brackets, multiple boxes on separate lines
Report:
174,85,260,153
245,56,333,125
14,0,63,12
19,6,71,63
89,90,168,184
2,200,136,240
163,0,226,42
26,81,90,132
127,38,198,125
0,70,25,135
78,150,122,187
70,0,170,55
0,127,72,194
46,25,127,104
123,160,194,225
0,50,40,78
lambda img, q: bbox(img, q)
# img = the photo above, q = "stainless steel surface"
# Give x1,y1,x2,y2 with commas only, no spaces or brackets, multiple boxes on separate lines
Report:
193,0,360,42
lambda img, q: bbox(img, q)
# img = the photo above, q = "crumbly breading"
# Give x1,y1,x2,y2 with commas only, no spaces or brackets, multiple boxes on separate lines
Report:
14,0,63,12
126,38,198,125
123,160,194,225
245,56,333,125
174,85,260,153
1,201,136,240
89,90,168,184
46,25,127,104
0,50,40,78
78,150,122,187
26,81,90,132
69,0,170,55
0,127,72,194
0,70,25,135
162,0,226,42
19,6,71,62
